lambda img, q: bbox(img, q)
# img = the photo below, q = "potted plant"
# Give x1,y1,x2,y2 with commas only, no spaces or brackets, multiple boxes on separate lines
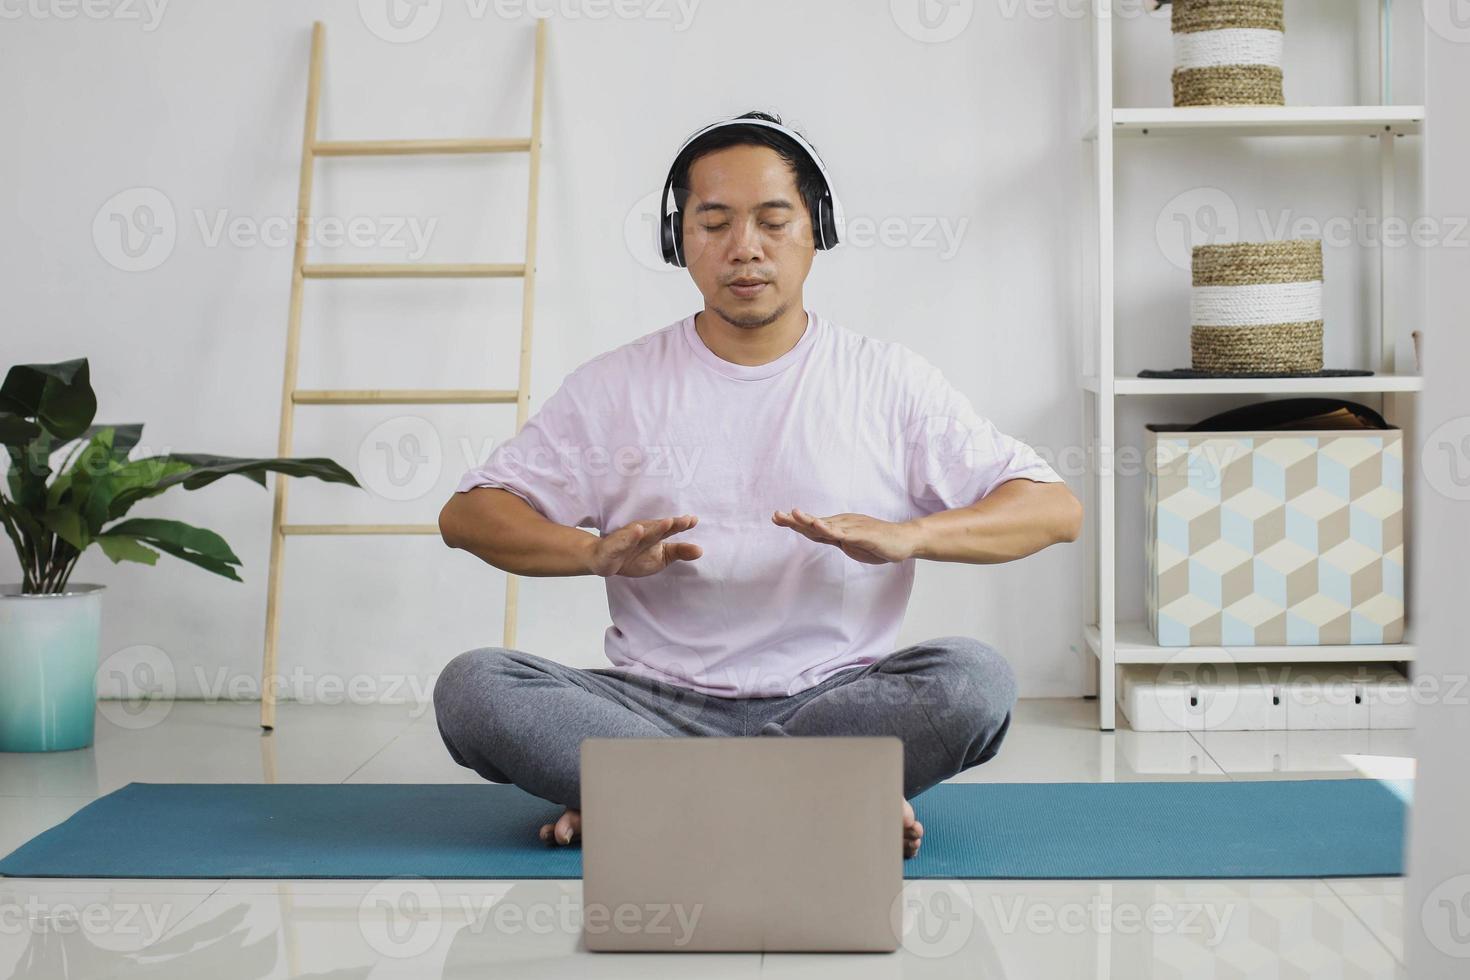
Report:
0,358,360,752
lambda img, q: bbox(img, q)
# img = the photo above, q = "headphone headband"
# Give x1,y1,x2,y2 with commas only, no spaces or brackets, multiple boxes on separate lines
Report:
657,115,845,267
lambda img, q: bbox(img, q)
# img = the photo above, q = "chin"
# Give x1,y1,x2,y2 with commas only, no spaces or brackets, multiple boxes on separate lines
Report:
713,300,785,329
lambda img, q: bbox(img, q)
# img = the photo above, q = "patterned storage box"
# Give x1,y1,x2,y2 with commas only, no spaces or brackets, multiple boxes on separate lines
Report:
1145,426,1404,646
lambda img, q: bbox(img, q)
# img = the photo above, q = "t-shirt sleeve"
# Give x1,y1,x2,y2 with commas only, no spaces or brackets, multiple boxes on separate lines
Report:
453,375,599,529
902,353,1064,515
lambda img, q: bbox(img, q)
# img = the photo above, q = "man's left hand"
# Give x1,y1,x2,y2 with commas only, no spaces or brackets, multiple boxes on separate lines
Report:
771,508,919,565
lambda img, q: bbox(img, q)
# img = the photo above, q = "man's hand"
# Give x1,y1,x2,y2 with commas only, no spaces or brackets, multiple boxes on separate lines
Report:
771,508,920,565
587,515,703,578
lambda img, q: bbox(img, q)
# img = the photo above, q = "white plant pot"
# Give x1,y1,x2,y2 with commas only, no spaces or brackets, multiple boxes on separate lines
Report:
0,583,105,752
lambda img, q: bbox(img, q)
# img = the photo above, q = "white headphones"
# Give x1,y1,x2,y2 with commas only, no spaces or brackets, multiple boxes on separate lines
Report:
658,115,846,267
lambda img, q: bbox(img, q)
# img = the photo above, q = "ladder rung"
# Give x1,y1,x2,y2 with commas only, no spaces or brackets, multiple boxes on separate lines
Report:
281,523,440,536
301,263,525,279
313,137,531,156
293,388,520,405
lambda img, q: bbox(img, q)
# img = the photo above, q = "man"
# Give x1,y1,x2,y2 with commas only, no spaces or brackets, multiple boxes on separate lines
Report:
434,110,1082,859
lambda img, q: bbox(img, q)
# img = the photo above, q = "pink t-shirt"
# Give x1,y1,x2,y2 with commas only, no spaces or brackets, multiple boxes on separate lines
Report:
455,310,1063,697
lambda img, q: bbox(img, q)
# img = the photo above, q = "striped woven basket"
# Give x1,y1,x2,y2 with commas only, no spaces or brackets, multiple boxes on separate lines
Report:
1171,0,1285,107
1190,239,1323,374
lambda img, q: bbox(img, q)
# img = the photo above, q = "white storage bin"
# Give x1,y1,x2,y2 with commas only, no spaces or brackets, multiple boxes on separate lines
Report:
1118,662,1411,732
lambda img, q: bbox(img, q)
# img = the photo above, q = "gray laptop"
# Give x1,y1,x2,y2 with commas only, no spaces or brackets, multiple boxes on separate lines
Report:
580,735,903,953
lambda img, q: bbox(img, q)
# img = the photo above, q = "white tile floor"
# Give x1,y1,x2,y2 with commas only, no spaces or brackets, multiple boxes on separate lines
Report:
0,699,1408,978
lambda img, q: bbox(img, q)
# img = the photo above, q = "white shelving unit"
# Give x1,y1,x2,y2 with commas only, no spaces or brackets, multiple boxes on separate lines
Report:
1096,104,1423,138
1085,372,1423,396
1086,621,1417,666
1082,2,1423,730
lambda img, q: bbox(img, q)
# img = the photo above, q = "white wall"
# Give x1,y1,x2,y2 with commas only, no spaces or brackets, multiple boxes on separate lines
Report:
1,0,1416,703
1405,4,1470,975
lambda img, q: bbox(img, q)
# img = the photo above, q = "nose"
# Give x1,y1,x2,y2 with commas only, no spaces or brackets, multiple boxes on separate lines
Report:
727,216,763,264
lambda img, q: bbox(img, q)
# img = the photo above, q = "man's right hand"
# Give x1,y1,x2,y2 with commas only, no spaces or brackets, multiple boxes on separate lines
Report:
586,515,703,578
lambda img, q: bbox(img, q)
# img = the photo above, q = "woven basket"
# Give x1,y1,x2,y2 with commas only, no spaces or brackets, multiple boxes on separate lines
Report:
1171,0,1285,106
1190,239,1323,374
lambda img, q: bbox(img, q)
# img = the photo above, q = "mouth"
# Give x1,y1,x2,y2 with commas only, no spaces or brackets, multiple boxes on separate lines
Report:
727,278,769,299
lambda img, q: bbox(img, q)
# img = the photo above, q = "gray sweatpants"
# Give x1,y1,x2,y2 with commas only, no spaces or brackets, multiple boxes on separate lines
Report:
432,635,1017,809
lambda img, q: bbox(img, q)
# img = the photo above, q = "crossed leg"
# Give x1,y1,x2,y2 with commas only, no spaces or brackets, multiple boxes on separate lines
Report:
432,636,1018,857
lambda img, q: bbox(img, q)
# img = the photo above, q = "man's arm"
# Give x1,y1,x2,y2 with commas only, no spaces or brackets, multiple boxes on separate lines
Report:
439,487,598,576
440,487,703,578
773,478,1082,566
907,478,1082,563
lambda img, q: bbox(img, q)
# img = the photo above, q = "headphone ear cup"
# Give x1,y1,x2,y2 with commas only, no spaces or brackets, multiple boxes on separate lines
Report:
817,195,839,250
661,210,685,267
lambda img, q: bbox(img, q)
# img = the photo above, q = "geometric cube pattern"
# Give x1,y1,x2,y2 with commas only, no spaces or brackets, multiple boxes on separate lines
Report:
1146,429,1404,646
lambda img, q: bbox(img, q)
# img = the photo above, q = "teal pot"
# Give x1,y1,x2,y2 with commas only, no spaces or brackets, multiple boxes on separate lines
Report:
0,584,105,752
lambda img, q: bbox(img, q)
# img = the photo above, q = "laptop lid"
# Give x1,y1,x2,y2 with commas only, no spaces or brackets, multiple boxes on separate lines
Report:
580,735,903,953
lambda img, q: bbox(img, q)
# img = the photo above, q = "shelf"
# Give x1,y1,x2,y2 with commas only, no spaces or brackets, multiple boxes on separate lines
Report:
1083,373,1423,396
1078,8,1419,731
1086,105,1424,140
1085,622,1416,665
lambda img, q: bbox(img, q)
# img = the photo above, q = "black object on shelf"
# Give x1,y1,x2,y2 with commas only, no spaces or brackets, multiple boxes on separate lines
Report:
1151,398,1391,432
1137,368,1375,380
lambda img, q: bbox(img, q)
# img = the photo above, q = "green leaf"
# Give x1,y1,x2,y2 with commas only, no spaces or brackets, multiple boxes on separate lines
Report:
154,454,362,492
0,359,96,443
96,534,160,566
49,426,113,499
101,517,242,566
0,414,40,444
70,422,144,459
49,428,119,537
42,509,87,551
6,430,56,512
101,456,216,519
98,456,193,520
144,542,243,582
96,518,243,583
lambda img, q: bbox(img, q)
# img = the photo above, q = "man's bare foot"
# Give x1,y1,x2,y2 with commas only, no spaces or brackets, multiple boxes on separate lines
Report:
539,807,581,846
904,798,923,859
538,802,921,857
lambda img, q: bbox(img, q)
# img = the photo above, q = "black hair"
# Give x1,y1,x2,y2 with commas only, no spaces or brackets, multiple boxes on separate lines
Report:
667,110,827,232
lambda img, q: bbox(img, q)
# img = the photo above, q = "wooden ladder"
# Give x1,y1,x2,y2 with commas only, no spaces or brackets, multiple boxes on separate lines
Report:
259,19,547,730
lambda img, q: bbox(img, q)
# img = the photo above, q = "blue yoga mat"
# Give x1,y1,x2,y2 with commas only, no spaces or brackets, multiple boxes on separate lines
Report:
0,778,1404,880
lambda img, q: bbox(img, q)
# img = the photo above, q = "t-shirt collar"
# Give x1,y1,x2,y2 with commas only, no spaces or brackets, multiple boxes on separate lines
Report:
681,309,818,381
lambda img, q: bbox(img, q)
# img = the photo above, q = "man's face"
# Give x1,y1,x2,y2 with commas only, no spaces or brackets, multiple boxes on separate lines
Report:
680,143,816,328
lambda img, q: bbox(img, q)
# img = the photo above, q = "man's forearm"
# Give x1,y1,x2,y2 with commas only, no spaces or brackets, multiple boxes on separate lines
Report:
908,479,1082,564
439,487,598,577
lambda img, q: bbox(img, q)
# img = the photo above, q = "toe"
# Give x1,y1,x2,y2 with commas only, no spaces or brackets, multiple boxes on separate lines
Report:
557,810,581,845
